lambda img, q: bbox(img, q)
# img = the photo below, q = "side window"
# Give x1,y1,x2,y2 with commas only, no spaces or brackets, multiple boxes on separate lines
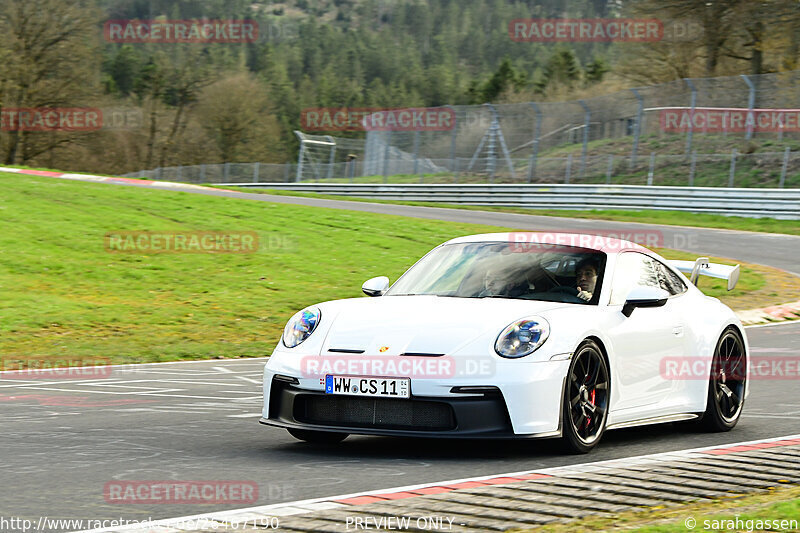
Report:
609,252,660,305
653,259,688,296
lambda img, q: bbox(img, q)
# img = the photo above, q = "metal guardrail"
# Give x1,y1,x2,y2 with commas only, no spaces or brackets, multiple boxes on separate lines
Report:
220,183,800,219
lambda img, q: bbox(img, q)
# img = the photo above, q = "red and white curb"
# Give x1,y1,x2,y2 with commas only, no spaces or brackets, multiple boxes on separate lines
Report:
71,433,800,532
0,166,235,193
737,300,800,326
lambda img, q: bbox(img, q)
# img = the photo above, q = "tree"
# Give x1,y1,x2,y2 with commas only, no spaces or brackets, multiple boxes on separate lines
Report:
106,45,141,97
0,0,100,165
625,0,744,76
535,48,581,94
584,57,610,86
722,0,800,75
467,58,527,103
194,73,285,163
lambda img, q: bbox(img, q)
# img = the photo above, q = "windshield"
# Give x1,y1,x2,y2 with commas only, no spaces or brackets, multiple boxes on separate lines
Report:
385,242,606,305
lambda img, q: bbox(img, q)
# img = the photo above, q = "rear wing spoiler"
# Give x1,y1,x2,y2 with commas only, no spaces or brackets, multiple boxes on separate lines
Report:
669,258,740,291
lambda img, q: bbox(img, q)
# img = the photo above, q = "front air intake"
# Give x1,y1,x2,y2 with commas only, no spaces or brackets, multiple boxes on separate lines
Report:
295,395,456,431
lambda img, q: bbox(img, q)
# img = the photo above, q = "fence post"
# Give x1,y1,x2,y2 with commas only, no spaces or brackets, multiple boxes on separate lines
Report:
413,130,421,176
447,105,458,173
630,88,644,168
484,103,497,181
296,140,306,182
565,154,573,184
780,147,790,188
382,131,392,184
324,135,336,180
606,154,614,184
728,149,737,187
176,165,182,181
200,164,206,182
224,162,230,181
741,74,756,141
579,100,590,177
647,152,656,186
284,163,290,182
527,103,543,183
156,167,161,179
253,162,260,183
684,78,697,156
689,150,697,186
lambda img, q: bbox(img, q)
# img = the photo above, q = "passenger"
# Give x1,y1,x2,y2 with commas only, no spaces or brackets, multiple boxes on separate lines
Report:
479,263,527,298
480,266,515,297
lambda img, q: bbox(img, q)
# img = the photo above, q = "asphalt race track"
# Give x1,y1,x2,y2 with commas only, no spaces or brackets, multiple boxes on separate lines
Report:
2,180,799,531
2,324,799,531
173,185,800,275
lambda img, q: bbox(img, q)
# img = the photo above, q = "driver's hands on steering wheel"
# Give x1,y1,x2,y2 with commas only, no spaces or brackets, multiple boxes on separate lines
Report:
577,286,592,302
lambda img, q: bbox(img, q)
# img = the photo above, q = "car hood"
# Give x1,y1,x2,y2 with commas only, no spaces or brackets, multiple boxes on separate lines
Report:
319,295,567,356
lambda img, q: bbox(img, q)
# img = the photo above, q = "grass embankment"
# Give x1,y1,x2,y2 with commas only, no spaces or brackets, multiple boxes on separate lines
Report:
0,172,793,366
511,484,800,532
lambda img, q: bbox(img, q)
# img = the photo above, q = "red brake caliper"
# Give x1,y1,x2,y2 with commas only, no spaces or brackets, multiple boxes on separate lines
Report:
585,374,594,428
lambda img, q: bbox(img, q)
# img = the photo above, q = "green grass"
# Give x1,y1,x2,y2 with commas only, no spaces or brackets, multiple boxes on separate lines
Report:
0,172,513,365
0,172,790,367
224,187,800,236
512,484,800,532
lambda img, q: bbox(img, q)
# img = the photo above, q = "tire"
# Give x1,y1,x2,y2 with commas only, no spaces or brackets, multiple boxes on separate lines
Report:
561,339,610,454
699,328,746,432
287,428,348,444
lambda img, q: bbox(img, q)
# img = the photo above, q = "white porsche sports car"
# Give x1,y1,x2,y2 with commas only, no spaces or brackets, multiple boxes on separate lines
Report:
261,233,748,453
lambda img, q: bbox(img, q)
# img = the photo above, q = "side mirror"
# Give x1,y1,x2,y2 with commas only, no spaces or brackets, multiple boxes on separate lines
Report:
622,286,669,317
362,276,390,297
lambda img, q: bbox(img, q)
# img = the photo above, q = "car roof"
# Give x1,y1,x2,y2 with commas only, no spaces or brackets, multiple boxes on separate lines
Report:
443,232,648,254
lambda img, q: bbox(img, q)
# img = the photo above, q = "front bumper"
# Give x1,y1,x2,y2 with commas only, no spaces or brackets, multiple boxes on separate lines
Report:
261,376,560,439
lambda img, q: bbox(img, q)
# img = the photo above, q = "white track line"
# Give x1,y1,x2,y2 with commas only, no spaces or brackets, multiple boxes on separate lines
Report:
0,358,267,376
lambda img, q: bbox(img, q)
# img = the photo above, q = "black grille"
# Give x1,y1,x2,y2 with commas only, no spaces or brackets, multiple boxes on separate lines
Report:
295,395,456,431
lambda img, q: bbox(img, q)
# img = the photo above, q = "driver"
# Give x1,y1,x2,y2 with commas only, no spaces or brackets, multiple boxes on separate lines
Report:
575,257,599,302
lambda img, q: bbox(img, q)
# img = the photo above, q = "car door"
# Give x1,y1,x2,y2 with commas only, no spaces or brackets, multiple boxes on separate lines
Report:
607,252,687,413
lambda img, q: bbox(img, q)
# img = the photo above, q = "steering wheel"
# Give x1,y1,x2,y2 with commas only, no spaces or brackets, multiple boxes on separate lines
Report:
548,286,578,295
540,285,586,304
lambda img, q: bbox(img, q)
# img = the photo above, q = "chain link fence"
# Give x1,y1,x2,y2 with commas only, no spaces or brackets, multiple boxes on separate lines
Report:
125,70,800,188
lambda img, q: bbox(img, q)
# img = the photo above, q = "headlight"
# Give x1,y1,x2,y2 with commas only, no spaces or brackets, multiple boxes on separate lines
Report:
282,307,321,348
495,316,550,358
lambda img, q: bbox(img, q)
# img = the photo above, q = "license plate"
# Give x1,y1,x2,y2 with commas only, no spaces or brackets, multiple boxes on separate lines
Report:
325,375,410,398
